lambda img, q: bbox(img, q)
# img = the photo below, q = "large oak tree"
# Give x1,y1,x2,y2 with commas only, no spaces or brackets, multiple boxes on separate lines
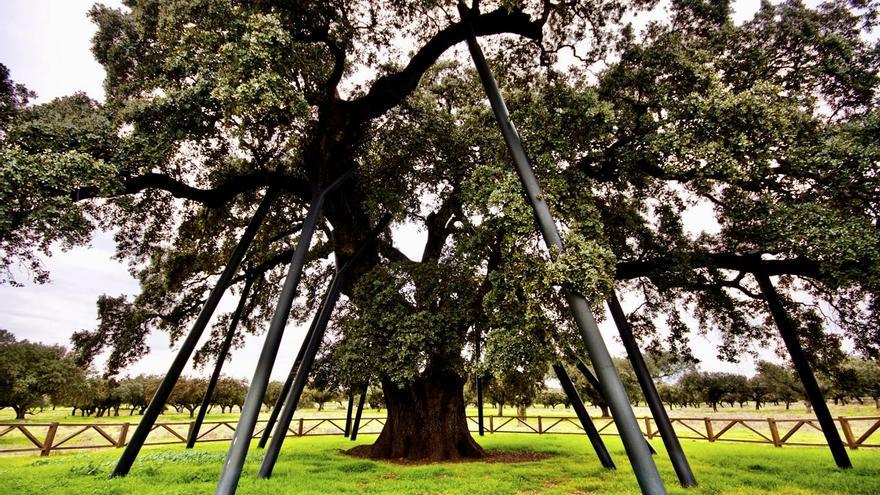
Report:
1,0,878,460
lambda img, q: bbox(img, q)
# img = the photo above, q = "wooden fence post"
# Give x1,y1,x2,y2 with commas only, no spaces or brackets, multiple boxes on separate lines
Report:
839,417,857,449
117,422,130,448
644,417,653,439
489,416,494,433
704,418,714,442
41,423,58,457
768,418,781,447
537,416,543,434
297,418,304,436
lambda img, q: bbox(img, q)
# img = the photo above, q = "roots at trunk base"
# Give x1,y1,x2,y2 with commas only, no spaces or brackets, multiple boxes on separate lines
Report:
347,370,484,460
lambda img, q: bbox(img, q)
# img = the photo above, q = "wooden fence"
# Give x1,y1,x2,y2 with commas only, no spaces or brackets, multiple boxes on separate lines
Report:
0,415,877,457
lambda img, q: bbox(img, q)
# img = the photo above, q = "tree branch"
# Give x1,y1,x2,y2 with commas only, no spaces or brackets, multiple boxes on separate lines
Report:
347,7,543,120
71,171,311,208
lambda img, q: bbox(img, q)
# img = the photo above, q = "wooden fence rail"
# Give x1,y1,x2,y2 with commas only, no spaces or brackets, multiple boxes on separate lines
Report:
0,415,877,457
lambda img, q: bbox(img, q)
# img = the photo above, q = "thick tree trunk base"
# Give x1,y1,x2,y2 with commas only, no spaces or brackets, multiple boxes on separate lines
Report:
347,370,484,461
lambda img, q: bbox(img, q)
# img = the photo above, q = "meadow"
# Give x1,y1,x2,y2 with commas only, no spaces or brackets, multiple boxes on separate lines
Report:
0,433,878,494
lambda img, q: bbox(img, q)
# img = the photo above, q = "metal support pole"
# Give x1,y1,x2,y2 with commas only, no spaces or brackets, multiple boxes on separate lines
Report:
111,187,277,478
755,272,852,468
256,214,391,481
475,328,485,436
553,364,615,469
459,6,666,493
215,171,354,495
344,391,354,437
575,358,657,455
476,376,485,436
187,277,254,448
608,292,697,486
350,384,368,441
257,295,326,449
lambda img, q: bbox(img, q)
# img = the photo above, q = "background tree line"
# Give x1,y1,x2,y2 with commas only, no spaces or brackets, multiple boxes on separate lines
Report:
0,331,354,419
473,356,880,417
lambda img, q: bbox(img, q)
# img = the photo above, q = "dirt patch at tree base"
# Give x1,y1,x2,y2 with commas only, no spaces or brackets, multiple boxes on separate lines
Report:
343,447,550,465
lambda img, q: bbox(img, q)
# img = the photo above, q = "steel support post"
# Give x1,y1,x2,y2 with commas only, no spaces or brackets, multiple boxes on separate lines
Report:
344,391,355,437
475,329,485,436
187,277,254,449
755,272,852,468
257,296,325,449
575,358,657,455
215,171,354,495
256,214,391,480
460,7,666,493
608,292,697,486
350,385,368,441
111,187,278,478
553,364,615,469
476,376,485,436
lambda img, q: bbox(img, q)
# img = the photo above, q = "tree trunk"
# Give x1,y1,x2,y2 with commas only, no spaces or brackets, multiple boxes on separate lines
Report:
875,397,879,409
599,404,610,418
14,406,25,420
348,370,484,461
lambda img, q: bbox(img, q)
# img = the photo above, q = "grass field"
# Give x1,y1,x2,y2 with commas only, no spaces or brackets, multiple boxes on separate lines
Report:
0,434,878,494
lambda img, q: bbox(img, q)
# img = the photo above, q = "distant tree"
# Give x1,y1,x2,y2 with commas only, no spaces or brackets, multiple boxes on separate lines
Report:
656,383,685,409
213,377,248,414
747,375,771,411
726,374,750,408
822,360,864,406
0,334,81,419
117,375,161,415
853,360,880,409
679,372,743,412
57,376,122,417
538,390,566,409
169,376,207,417
754,362,802,409
485,371,543,417
263,380,284,411
302,386,337,411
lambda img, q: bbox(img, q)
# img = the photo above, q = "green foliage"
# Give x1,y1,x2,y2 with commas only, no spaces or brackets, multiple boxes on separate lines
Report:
0,333,83,418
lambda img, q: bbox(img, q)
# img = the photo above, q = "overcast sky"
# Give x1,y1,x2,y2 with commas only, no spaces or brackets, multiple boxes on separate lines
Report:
0,0,779,381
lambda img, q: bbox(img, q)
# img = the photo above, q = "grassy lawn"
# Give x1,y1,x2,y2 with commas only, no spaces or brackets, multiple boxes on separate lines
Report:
0,434,878,494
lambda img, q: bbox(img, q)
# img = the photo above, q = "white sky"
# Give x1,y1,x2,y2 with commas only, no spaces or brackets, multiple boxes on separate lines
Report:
0,0,781,381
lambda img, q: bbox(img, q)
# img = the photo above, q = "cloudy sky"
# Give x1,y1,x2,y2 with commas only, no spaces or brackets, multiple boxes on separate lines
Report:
0,0,778,381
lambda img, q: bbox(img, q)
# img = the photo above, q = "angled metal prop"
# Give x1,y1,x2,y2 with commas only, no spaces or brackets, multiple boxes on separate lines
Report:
350,384,369,441
215,170,356,494
111,186,278,478
553,363,616,469
344,390,355,437
256,213,392,480
257,293,327,449
459,4,666,493
474,328,485,436
756,272,851,468
574,357,657,455
187,276,255,449
608,292,696,486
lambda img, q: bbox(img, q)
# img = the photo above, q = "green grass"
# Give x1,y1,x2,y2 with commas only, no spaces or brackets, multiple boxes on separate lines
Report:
0,434,878,494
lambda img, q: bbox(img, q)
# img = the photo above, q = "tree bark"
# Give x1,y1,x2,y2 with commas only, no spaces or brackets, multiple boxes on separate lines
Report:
348,369,484,461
